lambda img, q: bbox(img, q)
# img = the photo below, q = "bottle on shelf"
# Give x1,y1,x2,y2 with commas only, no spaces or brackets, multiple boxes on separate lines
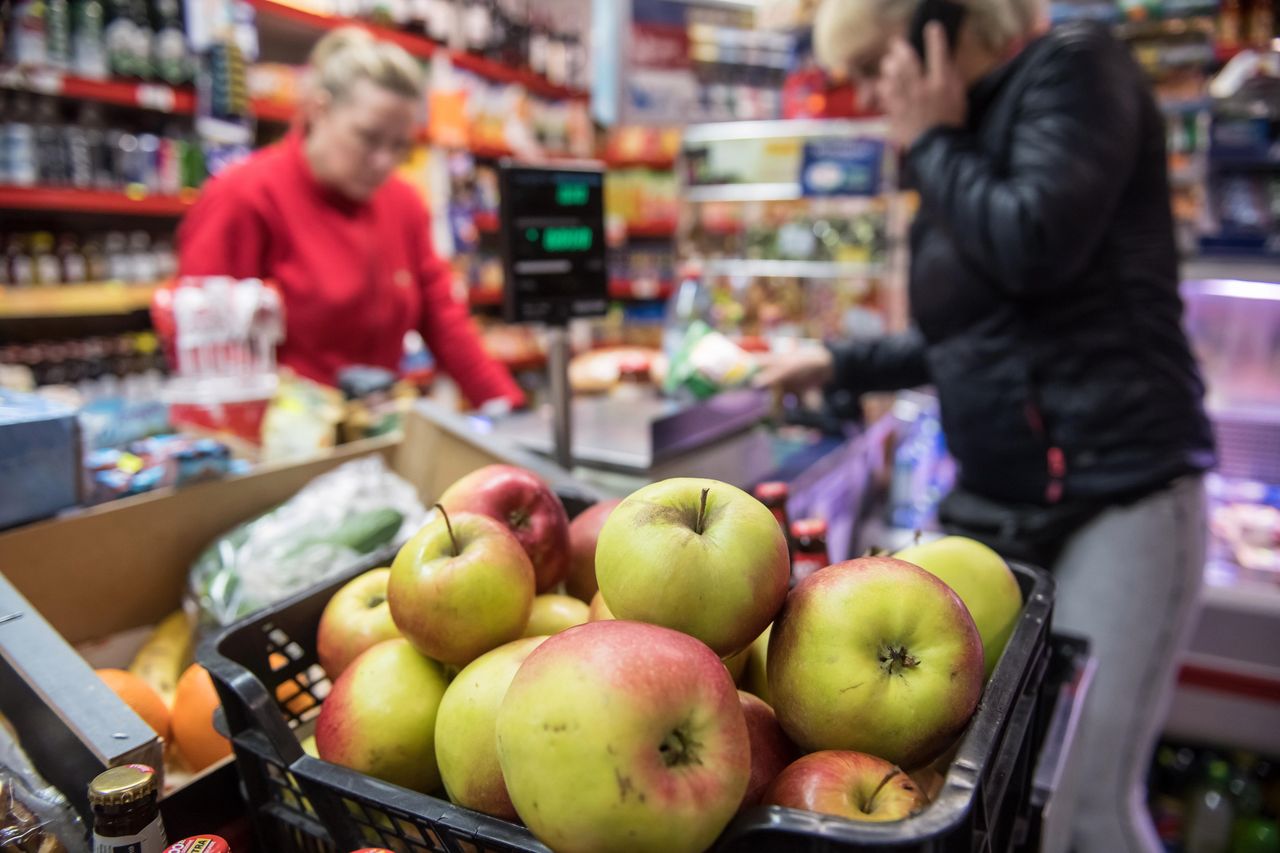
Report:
6,0,49,69
70,0,109,78
57,232,88,283
1249,0,1274,49
88,764,168,852
1186,759,1237,853
30,232,62,285
45,0,71,68
34,96,68,186
151,0,191,84
6,235,36,286
752,481,794,555
4,94,40,187
790,518,830,585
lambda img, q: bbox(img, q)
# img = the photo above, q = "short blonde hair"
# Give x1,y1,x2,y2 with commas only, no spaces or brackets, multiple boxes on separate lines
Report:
309,26,424,102
813,0,1046,73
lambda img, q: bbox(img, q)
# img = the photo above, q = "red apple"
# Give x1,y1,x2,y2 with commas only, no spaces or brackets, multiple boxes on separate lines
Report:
768,557,984,768
439,464,570,592
587,590,614,621
496,621,750,853
316,568,401,678
566,499,622,601
315,639,448,793
764,751,927,821
388,506,535,666
738,691,799,811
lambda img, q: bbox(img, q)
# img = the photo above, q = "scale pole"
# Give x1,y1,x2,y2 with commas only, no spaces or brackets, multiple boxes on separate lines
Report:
547,324,573,470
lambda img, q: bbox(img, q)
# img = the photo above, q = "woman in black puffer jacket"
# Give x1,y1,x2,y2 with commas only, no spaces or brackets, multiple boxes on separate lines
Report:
759,1,1215,850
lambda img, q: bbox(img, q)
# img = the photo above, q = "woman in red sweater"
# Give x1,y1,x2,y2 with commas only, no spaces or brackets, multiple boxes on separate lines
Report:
178,27,524,409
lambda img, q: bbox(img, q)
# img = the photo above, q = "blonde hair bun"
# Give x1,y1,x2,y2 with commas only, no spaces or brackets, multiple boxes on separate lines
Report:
309,25,424,101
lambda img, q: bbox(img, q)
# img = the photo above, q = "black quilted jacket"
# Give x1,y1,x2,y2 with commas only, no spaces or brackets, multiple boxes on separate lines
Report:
830,22,1215,505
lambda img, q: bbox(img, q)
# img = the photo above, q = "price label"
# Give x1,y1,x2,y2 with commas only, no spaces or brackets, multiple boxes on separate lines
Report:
136,83,176,112
27,68,64,95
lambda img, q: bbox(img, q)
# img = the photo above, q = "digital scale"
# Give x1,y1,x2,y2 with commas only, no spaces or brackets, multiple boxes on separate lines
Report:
498,163,608,468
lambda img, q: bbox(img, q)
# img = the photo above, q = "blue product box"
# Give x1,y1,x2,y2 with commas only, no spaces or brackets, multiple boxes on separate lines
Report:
0,391,80,530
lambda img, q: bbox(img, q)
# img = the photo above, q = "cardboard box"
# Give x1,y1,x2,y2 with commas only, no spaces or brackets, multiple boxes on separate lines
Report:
0,401,602,826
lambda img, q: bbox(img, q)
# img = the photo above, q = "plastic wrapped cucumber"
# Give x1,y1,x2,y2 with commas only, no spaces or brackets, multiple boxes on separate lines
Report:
188,456,426,628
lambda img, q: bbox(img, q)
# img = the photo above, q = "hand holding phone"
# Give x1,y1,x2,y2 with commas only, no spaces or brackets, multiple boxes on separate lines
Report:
908,0,967,62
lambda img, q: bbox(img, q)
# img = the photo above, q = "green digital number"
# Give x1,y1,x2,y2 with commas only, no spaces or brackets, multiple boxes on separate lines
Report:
555,183,590,207
542,226,594,252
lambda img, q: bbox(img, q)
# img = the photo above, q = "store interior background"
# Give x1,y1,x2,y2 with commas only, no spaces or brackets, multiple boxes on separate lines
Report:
1,0,1278,849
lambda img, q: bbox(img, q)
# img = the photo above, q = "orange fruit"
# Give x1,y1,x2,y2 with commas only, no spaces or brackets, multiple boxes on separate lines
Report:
171,664,232,771
96,669,171,741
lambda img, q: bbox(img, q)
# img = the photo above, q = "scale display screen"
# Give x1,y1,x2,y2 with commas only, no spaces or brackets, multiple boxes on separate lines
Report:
499,164,608,324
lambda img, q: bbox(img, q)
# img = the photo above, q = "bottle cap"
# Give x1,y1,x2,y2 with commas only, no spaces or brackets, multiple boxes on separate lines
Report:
753,481,789,501
790,518,827,538
165,837,230,853
88,764,158,807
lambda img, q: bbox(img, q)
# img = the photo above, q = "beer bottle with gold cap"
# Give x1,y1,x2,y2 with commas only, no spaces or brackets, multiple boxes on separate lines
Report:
88,764,168,853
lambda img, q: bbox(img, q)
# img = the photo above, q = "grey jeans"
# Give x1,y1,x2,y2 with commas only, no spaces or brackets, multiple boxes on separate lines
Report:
1051,475,1207,853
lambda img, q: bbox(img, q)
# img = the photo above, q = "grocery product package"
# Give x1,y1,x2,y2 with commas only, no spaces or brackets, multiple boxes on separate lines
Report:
0,716,87,852
187,456,427,629
663,320,759,400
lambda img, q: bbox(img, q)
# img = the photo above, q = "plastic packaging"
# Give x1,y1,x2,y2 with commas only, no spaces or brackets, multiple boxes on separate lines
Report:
187,456,426,628
0,717,88,852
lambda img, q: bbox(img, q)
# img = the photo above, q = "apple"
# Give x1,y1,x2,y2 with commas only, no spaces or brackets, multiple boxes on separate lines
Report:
566,499,622,602
723,645,750,684
439,464,570,592
523,594,590,637
909,765,945,802
588,590,614,621
434,636,547,819
742,625,771,703
768,557,984,768
595,478,789,657
764,751,928,821
496,621,750,853
388,505,535,666
738,691,799,811
895,536,1023,679
316,568,401,678
315,639,448,793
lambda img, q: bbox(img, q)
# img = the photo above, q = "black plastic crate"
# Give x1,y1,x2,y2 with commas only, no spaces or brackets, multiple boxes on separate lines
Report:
202,553,1056,853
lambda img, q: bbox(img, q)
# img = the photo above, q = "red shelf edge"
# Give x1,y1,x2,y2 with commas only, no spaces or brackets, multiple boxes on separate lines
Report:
474,211,499,233
1,71,196,114
624,221,677,239
0,186,195,216
605,155,678,170
249,0,588,100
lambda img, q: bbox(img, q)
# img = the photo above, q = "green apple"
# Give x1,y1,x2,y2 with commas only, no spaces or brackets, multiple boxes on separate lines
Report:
434,636,547,818
523,594,590,637
742,625,772,703
764,751,928,821
588,590,614,621
314,639,448,793
389,506,535,666
595,478,789,656
895,536,1023,679
768,557,984,769
496,621,750,853
315,568,401,678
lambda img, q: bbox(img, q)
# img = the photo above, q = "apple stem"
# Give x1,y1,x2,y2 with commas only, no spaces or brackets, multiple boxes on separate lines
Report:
913,529,923,546
436,503,460,557
696,488,710,535
866,767,904,813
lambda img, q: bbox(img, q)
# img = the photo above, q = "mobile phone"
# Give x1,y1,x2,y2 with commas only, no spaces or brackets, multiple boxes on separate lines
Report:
908,0,967,61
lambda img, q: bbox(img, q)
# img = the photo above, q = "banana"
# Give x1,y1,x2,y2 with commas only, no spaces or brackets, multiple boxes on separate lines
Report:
128,610,194,708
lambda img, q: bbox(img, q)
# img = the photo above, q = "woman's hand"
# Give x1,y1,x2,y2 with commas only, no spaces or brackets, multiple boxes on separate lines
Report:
753,347,835,392
877,22,967,149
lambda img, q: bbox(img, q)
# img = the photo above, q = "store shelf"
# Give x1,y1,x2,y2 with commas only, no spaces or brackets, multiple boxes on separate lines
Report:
606,154,678,170
247,0,588,101
250,98,296,124
501,353,547,372
0,186,196,216
701,258,885,278
0,67,196,113
469,289,503,307
0,283,160,318
610,278,674,300
684,183,806,203
625,221,677,239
